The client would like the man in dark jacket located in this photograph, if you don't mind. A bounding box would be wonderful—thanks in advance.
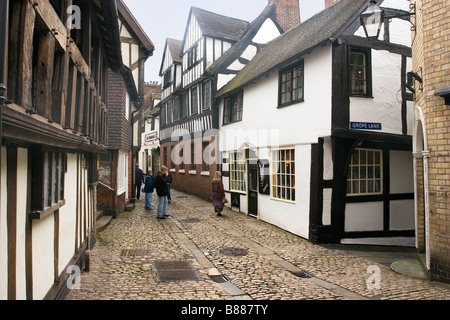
[154,166,169,219]
[135,164,144,199]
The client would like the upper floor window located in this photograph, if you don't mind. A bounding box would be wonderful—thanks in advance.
[279,62,304,107]
[223,92,243,125]
[182,92,189,118]
[191,86,199,115]
[187,45,198,69]
[163,68,172,89]
[202,80,212,111]
[350,48,372,97]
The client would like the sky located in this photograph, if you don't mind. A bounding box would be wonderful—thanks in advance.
[123,0,325,83]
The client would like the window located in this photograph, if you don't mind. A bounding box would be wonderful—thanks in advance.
[163,68,172,89]
[167,100,173,124]
[350,48,371,96]
[160,104,166,126]
[223,92,243,125]
[202,80,212,111]
[271,148,295,202]
[191,86,198,115]
[32,151,67,215]
[347,148,383,196]
[279,62,304,106]
[117,151,128,196]
[182,92,189,118]
[173,97,180,122]
[230,151,246,193]
[187,45,198,69]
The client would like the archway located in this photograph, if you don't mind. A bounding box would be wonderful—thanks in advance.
[413,106,430,270]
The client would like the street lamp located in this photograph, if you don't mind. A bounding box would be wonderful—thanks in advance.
[360,0,416,41]
[360,0,384,40]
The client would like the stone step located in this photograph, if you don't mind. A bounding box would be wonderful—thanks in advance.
[96,215,113,233]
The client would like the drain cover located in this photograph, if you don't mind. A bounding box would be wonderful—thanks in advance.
[120,249,149,257]
[179,218,201,224]
[220,247,248,257]
[153,260,202,282]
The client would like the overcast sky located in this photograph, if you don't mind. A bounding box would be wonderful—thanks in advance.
[123,0,325,82]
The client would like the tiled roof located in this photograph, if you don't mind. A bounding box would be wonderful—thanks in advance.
[191,7,249,42]
[217,0,368,97]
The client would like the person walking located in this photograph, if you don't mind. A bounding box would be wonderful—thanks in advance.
[154,166,169,219]
[143,170,154,210]
[135,164,144,200]
[212,171,226,216]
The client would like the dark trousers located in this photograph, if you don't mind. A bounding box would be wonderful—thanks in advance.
[136,183,142,199]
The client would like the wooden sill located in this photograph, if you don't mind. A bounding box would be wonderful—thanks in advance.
[30,200,66,220]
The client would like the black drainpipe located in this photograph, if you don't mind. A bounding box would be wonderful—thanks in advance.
[0,0,9,145]
[0,0,9,202]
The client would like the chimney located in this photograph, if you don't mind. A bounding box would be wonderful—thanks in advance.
[325,0,340,8]
[268,0,300,32]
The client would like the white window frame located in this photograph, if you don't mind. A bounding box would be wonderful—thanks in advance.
[347,148,383,196]
[117,150,128,196]
[270,147,296,203]
[229,151,247,194]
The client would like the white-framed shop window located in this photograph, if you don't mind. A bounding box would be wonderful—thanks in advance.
[230,151,246,193]
[271,147,296,203]
[347,148,383,196]
[118,150,128,196]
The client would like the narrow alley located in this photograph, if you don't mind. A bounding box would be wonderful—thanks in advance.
[66,190,450,302]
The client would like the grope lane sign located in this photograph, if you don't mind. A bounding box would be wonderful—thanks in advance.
[350,122,382,130]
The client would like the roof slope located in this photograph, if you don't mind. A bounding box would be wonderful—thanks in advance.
[190,7,250,42]
[217,0,368,97]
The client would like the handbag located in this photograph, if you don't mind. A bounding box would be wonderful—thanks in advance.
[222,197,228,204]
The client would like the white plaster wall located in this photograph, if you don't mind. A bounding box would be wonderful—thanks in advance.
[0,147,7,299]
[322,188,332,226]
[350,50,403,135]
[345,202,384,232]
[252,19,280,44]
[390,199,415,230]
[16,148,28,300]
[32,213,55,300]
[390,150,414,194]
[220,45,333,150]
[259,145,311,239]
[58,154,77,275]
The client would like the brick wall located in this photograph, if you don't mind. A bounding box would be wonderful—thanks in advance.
[324,0,340,8]
[268,0,301,31]
[107,69,132,150]
[412,0,450,284]
[160,134,219,202]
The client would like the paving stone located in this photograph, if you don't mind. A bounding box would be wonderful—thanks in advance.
[66,189,450,301]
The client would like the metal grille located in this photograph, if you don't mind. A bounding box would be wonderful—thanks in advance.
[153,260,202,282]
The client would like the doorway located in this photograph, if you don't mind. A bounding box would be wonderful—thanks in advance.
[248,162,258,218]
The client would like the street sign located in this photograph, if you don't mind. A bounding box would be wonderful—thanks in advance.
[350,122,382,130]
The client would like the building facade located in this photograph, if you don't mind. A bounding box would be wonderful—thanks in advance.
[158,0,297,201]
[411,0,450,284]
[97,0,154,217]
[0,0,123,299]
[217,0,415,247]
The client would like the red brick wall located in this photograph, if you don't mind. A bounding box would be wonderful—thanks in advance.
[268,0,300,31]
[161,134,218,202]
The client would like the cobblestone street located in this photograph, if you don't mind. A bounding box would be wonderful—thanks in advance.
[66,190,450,302]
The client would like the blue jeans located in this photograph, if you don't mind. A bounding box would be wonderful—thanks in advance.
[157,196,168,218]
[145,192,153,208]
